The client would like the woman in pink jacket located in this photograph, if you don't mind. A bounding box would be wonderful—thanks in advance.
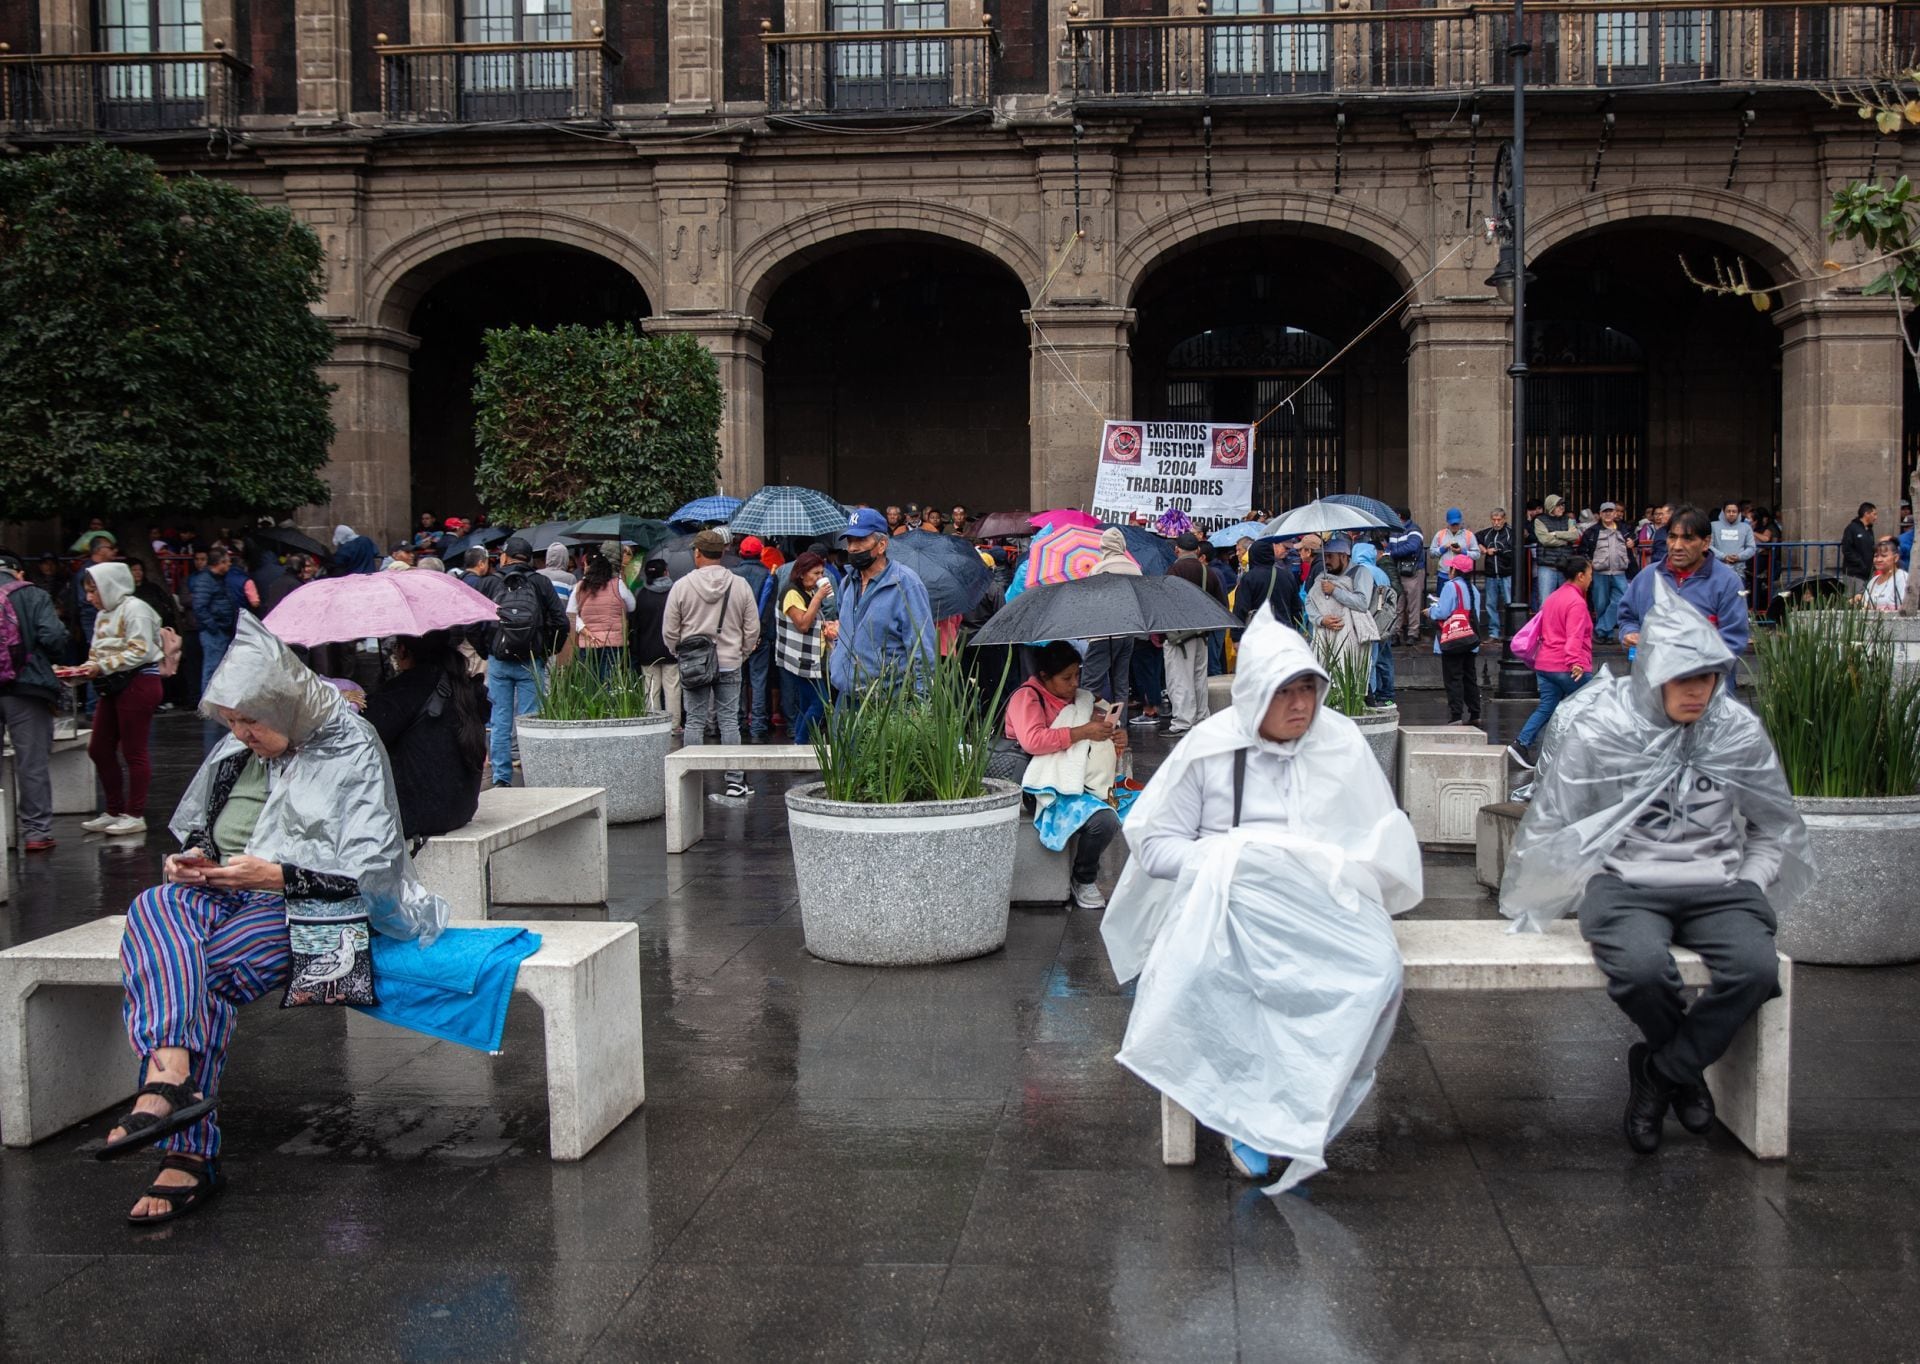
[1510,555,1594,768]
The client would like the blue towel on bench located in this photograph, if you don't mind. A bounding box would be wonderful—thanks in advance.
[353,926,543,1053]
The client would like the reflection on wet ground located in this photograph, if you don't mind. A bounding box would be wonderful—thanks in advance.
[3,702,1916,1361]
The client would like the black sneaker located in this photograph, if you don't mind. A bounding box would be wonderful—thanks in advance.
[1506,743,1537,770]
[1624,1042,1673,1155]
[1673,1080,1716,1135]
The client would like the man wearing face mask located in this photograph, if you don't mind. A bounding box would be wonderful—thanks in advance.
[829,508,936,695]
[1502,581,1813,1154]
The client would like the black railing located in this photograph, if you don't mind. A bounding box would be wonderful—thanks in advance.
[764,28,995,114]
[0,50,248,136]
[1068,0,1917,99]
[378,40,619,124]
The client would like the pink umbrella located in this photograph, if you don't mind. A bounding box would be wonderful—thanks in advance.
[1028,508,1101,531]
[1026,522,1110,587]
[263,570,498,647]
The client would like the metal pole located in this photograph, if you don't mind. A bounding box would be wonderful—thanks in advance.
[1494,0,1538,701]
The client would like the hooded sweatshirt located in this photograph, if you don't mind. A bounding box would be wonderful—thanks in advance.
[1233,540,1302,630]
[1092,528,1143,577]
[663,563,760,672]
[85,562,163,677]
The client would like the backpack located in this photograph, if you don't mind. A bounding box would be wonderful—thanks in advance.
[489,571,546,663]
[1436,580,1481,654]
[0,580,30,684]
[157,626,183,679]
[1369,575,1400,637]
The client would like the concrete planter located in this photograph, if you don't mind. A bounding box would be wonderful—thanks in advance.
[1888,614,1920,684]
[515,713,672,824]
[787,779,1021,965]
[1777,794,1920,966]
[1350,704,1400,791]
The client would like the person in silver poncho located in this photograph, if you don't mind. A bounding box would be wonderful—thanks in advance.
[1502,578,1814,1155]
[99,615,448,1224]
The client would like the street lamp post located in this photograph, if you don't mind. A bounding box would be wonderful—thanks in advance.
[1487,0,1537,701]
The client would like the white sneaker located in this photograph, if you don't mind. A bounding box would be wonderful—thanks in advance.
[81,813,119,833]
[103,815,147,837]
[1166,720,1192,735]
[1070,880,1107,911]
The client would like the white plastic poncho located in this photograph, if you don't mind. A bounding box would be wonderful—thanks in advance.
[1500,576,1815,932]
[175,614,450,944]
[1102,609,1424,1192]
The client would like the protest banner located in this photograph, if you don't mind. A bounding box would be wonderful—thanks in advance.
[1089,421,1256,535]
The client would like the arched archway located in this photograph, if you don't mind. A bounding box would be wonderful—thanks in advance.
[400,241,652,521]
[762,235,1031,509]
[1528,223,1781,519]
[1130,228,1409,510]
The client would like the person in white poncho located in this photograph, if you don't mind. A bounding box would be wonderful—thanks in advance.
[1101,608,1423,1190]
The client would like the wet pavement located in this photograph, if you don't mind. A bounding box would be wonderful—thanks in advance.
[4,696,1918,1362]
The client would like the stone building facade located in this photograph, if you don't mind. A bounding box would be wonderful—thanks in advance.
[4,0,1914,546]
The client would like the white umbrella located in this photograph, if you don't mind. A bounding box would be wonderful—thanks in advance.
[1263,500,1394,539]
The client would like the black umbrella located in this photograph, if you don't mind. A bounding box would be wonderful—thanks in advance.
[886,529,992,618]
[440,526,510,562]
[647,532,742,581]
[971,573,1239,646]
[514,521,582,553]
[247,525,333,561]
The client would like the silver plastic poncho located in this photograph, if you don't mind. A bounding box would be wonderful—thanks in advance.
[1500,577,1814,932]
[174,614,450,943]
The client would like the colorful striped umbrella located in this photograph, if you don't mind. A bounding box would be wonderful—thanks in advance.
[1028,508,1100,532]
[1025,522,1109,587]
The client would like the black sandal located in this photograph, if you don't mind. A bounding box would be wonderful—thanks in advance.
[94,1080,217,1161]
[127,1155,221,1225]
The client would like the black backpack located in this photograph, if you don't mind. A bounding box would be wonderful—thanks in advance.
[490,571,544,663]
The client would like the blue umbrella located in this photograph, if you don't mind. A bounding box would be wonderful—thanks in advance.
[1101,524,1176,575]
[884,530,991,618]
[668,495,744,527]
[728,486,847,539]
[1209,520,1268,548]
[1325,493,1403,529]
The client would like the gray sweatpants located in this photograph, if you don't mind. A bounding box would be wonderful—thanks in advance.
[1576,874,1781,1089]
[0,694,54,839]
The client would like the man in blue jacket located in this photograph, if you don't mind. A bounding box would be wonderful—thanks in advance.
[189,548,241,692]
[1617,504,1749,657]
[829,508,936,696]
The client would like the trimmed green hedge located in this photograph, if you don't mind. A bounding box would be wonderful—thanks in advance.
[472,323,722,525]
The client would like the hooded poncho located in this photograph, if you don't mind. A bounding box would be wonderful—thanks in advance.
[1101,610,1423,1190]
[177,614,450,944]
[1500,578,1815,932]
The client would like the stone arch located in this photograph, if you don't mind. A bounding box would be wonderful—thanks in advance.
[1527,185,1820,283]
[1116,191,1426,303]
[735,198,1046,316]
[364,209,662,331]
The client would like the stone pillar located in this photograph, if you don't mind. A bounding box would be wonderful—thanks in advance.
[643,314,772,497]
[314,324,418,548]
[1025,305,1133,513]
[39,0,85,53]
[409,0,454,46]
[295,0,352,121]
[1778,295,1905,544]
[1403,299,1513,533]
[668,0,726,113]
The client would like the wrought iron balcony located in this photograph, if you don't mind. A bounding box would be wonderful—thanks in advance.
[762,24,997,114]
[1067,0,1920,101]
[0,47,248,137]
[377,39,620,124]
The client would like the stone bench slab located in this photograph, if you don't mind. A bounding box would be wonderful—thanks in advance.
[4,733,97,846]
[1475,801,1526,890]
[414,786,608,921]
[666,744,820,854]
[0,915,643,1161]
[1158,918,1791,1166]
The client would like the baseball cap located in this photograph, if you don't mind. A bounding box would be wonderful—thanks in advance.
[501,536,534,561]
[1445,507,1463,524]
[1599,501,1619,513]
[737,535,765,558]
[1175,532,1201,551]
[1447,553,1475,575]
[1325,534,1354,554]
[839,508,890,542]
[692,529,729,558]
[1544,494,1565,512]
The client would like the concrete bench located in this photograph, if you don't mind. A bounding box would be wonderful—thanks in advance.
[1158,917,1791,1164]
[413,786,608,921]
[1012,825,1071,907]
[1400,726,1508,848]
[666,744,820,854]
[0,915,644,1161]
[1475,801,1526,889]
[3,732,96,848]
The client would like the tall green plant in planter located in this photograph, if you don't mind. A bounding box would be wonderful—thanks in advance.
[789,645,1024,966]
[1754,604,1920,965]
[473,324,722,525]
[515,651,674,824]
[1312,633,1400,787]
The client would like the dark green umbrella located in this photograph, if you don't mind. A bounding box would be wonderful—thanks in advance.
[565,516,674,554]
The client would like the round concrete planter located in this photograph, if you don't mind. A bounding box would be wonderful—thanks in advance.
[515,713,673,823]
[1777,794,1920,966]
[1351,704,1400,790]
[786,779,1021,965]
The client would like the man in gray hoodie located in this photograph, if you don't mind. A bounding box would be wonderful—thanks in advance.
[664,530,761,801]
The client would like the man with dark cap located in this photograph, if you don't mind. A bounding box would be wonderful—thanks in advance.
[470,535,566,787]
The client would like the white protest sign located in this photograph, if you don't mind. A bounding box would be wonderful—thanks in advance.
[1088,421,1256,535]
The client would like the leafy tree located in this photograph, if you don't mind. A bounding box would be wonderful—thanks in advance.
[472,323,722,524]
[0,144,335,521]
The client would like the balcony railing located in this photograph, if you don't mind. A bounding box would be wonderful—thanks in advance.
[1067,0,1920,100]
[763,26,996,114]
[377,39,619,124]
[0,49,248,136]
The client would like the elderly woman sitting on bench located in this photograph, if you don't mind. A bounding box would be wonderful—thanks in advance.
[100,614,448,1224]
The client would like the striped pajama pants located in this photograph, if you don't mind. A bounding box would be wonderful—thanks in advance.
[119,885,291,1158]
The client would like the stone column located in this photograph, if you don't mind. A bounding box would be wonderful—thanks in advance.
[295,0,352,121]
[408,0,454,46]
[1025,305,1133,513]
[643,314,772,497]
[39,0,85,53]
[1403,299,1513,532]
[314,324,419,549]
[668,0,726,113]
[1778,295,1905,543]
